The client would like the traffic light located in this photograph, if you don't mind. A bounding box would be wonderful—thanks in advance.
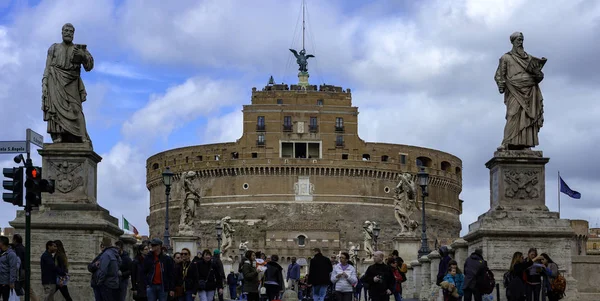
[25,166,55,206]
[2,167,24,206]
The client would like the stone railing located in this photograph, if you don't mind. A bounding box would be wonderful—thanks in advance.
[402,238,470,300]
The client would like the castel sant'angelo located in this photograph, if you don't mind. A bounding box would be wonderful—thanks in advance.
[146,43,464,264]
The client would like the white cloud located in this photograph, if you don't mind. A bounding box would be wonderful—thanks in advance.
[97,142,149,234]
[95,62,152,80]
[201,110,243,144]
[121,77,245,144]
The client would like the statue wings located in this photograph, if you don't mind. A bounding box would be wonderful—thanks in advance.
[289,49,299,58]
[306,54,315,59]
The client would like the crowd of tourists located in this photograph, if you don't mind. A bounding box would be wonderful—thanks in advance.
[0,234,568,301]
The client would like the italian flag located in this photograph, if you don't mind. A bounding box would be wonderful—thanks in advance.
[123,216,139,235]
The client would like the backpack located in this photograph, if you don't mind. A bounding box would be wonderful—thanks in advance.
[478,267,496,294]
[550,272,567,299]
[503,271,514,288]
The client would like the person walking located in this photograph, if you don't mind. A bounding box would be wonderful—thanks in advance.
[11,234,25,296]
[53,240,73,301]
[0,236,18,301]
[287,257,301,292]
[264,255,285,301]
[115,240,133,301]
[330,252,357,301]
[131,244,149,301]
[40,241,57,301]
[228,271,239,300]
[307,248,333,301]
[196,249,223,301]
[143,239,175,301]
[175,248,199,301]
[462,248,487,301]
[97,239,122,300]
[362,251,394,301]
[240,251,260,301]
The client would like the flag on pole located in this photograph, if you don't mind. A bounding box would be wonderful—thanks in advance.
[123,216,139,235]
[559,176,581,199]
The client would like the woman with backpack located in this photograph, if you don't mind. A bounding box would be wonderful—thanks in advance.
[539,253,562,301]
[504,252,526,301]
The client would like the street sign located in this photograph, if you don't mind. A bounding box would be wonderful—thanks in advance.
[0,141,27,154]
[26,129,44,148]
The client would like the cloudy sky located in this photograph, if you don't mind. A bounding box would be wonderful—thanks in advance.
[1,0,599,237]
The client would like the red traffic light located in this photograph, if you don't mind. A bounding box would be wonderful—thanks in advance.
[27,167,41,179]
[32,169,38,178]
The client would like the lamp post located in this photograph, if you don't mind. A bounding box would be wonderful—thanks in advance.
[239,245,246,262]
[352,246,359,263]
[216,220,223,253]
[162,167,174,254]
[417,166,431,258]
[372,222,381,251]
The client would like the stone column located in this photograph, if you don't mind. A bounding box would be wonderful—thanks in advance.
[428,250,441,300]
[411,260,421,300]
[418,256,431,301]
[405,263,414,298]
[451,239,468,269]
[9,143,124,300]
[393,234,421,264]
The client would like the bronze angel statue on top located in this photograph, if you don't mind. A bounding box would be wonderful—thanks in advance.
[289,48,315,72]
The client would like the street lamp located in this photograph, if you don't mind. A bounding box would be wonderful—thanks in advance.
[417,166,430,257]
[216,220,223,253]
[352,246,359,263]
[162,167,174,254]
[372,222,381,251]
[239,245,246,262]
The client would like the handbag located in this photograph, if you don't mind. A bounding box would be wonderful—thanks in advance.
[199,264,212,290]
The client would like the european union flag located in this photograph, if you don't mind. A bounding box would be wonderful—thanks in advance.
[560,176,581,199]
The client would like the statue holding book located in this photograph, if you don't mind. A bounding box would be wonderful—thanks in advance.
[42,23,94,147]
[494,32,547,150]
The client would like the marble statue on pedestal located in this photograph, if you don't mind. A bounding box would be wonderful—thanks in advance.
[42,23,94,146]
[363,221,374,259]
[495,32,547,151]
[394,173,419,235]
[179,171,200,235]
[221,216,235,257]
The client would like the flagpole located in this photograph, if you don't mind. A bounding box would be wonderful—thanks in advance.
[558,170,561,218]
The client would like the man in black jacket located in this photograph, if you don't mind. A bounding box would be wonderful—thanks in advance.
[40,240,57,301]
[115,240,133,301]
[143,238,175,301]
[463,248,487,301]
[363,251,394,301]
[307,248,333,301]
[11,234,25,296]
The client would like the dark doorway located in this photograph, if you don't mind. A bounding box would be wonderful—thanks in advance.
[295,143,307,158]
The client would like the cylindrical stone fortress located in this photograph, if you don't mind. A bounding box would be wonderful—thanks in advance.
[146,83,462,261]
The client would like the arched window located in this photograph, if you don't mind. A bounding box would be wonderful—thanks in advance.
[416,156,432,167]
[455,167,462,175]
[297,235,306,246]
[441,161,451,171]
[152,163,159,170]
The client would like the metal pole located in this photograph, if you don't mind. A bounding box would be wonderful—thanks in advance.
[24,153,32,301]
[418,187,430,257]
[558,170,561,218]
[164,185,171,254]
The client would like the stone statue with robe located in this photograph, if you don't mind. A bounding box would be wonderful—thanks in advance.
[394,173,419,235]
[179,171,200,235]
[221,216,235,257]
[494,32,547,150]
[42,23,94,146]
[363,221,374,259]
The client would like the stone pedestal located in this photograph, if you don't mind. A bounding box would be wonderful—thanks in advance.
[393,234,421,263]
[9,143,124,301]
[464,150,579,301]
[172,236,200,256]
[298,71,309,87]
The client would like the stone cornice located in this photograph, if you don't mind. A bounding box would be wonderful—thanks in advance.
[146,165,462,193]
